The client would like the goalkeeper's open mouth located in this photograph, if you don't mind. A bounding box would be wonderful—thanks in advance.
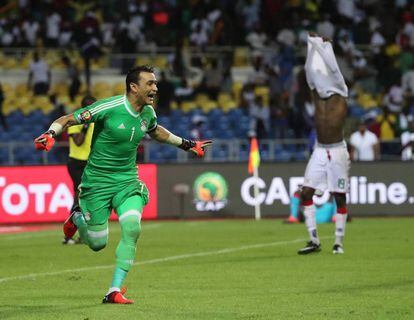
[147,93,156,104]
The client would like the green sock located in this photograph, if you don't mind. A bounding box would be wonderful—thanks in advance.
[73,212,89,246]
[110,267,128,290]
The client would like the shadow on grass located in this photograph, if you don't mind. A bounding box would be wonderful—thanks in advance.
[0,299,101,319]
[309,279,414,294]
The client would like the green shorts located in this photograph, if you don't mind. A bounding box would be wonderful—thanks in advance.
[78,179,149,226]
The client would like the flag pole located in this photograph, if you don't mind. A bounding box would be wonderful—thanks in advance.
[253,165,261,220]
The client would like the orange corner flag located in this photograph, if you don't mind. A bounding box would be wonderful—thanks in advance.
[248,137,260,174]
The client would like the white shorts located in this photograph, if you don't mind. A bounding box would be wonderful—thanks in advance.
[304,35,348,99]
[303,141,350,193]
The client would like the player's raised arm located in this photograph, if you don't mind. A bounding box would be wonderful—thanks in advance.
[148,124,212,157]
[34,113,78,151]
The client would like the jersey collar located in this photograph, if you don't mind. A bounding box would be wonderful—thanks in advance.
[123,95,140,118]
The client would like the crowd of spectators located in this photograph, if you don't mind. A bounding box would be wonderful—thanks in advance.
[1,0,414,160]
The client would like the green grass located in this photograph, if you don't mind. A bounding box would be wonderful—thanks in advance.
[0,218,414,320]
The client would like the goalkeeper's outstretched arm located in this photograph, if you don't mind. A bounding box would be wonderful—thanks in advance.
[149,125,212,157]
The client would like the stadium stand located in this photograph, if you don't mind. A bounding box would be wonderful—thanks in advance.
[0,0,413,164]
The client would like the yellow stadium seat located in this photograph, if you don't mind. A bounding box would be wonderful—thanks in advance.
[2,83,15,99]
[180,101,197,113]
[218,92,231,102]
[3,57,18,69]
[135,56,152,66]
[2,83,12,92]
[254,86,270,105]
[45,50,60,67]
[195,93,209,104]
[52,83,68,96]
[199,100,218,113]
[254,86,269,96]
[32,96,50,108]
[21,52,33,68]
[74,95,83,108]
[153,55,168,69]
[233,47,250,67]
[3,98,17,115]
[222,100,237,112]
[15,83,29,95]
[169,100,178,110]
[92,81,112,99]
[113,82,125,95]
[232,81,243,103]
[58,95,71,106]
[357,93,377,109]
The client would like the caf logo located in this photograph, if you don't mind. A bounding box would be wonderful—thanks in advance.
[81,110,91,121]
[193,172,228,212]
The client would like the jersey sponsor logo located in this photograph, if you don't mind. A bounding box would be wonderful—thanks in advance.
[118,123,126,129]
[193,172,228,212]
[140,120,148,132]
[80,110,92,122]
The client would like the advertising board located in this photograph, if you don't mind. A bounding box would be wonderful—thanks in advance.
[0,165,157,223]
[157,162,414,217]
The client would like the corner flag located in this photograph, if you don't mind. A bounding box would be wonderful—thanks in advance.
[248,137,260,174]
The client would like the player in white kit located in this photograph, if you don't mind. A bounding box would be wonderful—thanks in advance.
[298,34,350,255]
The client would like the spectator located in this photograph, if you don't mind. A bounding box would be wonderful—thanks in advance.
[241,82,255,109]
[199,59,223,99]
[45,10,61,47]
[190,115,207,140]
[248,95,270,139]
[238,0,260,32]
[21,15,40,46]
[76,26,103,91]
[0,83,8,131]
[28,52,51,96]
[174,78,194,103]
[316,14,335,40]
[190,22,209,50]
[59,20,74,48]
[401,120,414,160]
[370,27,386,54]
[350,121,380,161]
[249,55,269,86]
[62,56,81,102]
[376,106,397,141]
[245,22,267,53]
[384,82,404,113]
[277,28,296,48]
[156,72,175,114]
[1,20,17,46]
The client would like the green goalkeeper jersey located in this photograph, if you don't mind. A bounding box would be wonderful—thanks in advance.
[73,95,157,186]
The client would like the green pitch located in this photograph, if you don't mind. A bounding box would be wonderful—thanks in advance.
[0,218,413,320]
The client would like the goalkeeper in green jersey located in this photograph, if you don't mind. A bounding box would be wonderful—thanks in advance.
[34,65,212,304]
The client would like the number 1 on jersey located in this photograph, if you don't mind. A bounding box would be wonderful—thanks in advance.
[130,127,136,141]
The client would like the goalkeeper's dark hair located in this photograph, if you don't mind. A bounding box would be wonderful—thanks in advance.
[126,65,155,93]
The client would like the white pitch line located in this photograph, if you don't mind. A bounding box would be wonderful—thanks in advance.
[0,224,161,240]
[0,236,331,284]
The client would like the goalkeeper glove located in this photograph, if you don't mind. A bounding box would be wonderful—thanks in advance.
[179,139,213,157]
[34,130,56,152]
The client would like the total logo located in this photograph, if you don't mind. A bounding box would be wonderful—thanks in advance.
[0,166,77,223]
[0,176,73,217]
[193,172,228,211]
